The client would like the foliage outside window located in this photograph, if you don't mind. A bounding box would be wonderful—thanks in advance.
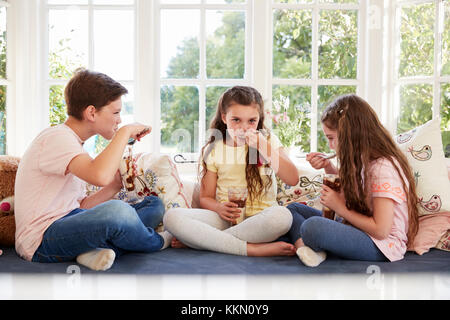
[272,4,358,153]
[160,5,246,154]
[47,2,135,156]
[397,1,450,157]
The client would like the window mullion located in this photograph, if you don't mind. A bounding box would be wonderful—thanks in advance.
[433,0,443,119]
[311,4,319,153]
[198,4,206,152]
[88,0,94,69]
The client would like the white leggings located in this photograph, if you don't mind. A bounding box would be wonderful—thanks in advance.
[163,206,292,256]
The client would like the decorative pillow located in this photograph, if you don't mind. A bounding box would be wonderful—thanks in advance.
[395,118,450,216]
[117,152,191,210]
[407,211,450,255]
[435,230,450,252]
[276,166,323,210]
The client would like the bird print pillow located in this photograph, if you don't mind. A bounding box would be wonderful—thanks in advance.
[395,117,450,216]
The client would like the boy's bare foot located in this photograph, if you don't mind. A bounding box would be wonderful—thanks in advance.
[247,241,296,257]
[171,237,188,249]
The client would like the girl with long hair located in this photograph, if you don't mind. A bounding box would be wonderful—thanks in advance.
[163,86,300,256]
[285,94,419,267]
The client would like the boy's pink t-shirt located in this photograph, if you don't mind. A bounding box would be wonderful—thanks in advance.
[14,124,88,261]
[368,158,410,262]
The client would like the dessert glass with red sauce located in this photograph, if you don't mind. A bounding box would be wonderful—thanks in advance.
[228,188,248,225]
[322,174,341,220]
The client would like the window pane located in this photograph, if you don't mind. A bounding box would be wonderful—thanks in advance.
[49,85,67,126]
[399,3,435,78]
[318,85,356,152]
[206,86,230,131]
[397,84,432,134]
[206,10,245,79]
[442,2,450,76]
[161,10,200,79]
[0,7,6,79]
[441,83,450,157]
[49,9,88,79]
[319,10,357,79]
[161,86,199,153]
[93,10,134,80]
[0,86,6,155]
[272,86,311,152]
[122,84,134,117]
[273,10,312,79]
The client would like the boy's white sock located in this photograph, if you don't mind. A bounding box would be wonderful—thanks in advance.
[158,230,173,250]
[296,246,327,267]
[76,248,116,271]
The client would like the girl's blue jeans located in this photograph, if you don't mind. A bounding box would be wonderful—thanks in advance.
[280,202,387,261]
[32,196,165,263]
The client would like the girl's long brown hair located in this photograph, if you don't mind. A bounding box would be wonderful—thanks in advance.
[321,94,419,245]
[199,86,273,205]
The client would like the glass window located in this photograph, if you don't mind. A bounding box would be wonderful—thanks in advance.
[399,2,435,78]
[273,9,312,79]
[271,1,360,153]
[47,1,135,157]
[441,83,450,157]
[318,9,357,79]
[160,1,249,155]
[161,10,200,79]
[395,1,448,157]
[206,10,245,79]
[160,85,199,154]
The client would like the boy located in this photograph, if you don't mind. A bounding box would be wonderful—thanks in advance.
[14,69,170,271]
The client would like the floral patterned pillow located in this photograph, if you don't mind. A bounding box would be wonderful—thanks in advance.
[117,152,191,210]
[276,171,323,210]
[435,230,450,252]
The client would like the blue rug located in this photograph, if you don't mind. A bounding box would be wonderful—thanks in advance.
[0,247,448,275]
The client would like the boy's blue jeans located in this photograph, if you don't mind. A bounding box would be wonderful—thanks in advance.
[32,196,165,263]
[281,202,387,261]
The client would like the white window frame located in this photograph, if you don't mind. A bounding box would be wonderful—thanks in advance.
[43,0,136,155]
[153,0,253,156]
[385,0,449,134]
[266,0,368,153]
[9,0,447,160]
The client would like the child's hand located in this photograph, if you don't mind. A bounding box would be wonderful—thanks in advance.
[306,152,331,170]
[245,129,267,150]
[108,170,123,192]
[125,123,152,141]
[217,202,242,223]
[320,184,346,214]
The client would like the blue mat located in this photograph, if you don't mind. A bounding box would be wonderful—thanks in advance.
[0,247,449,274]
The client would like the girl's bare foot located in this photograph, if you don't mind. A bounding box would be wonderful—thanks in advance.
[171,237,188,249]
[294,238,304,249]
[247,241,296,257]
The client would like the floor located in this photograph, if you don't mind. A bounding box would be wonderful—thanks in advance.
[1,272,449,299]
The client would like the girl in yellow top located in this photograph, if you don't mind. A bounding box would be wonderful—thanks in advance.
[164,86,299,256]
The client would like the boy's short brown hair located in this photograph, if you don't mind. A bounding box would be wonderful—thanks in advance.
[64,68,128,120]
